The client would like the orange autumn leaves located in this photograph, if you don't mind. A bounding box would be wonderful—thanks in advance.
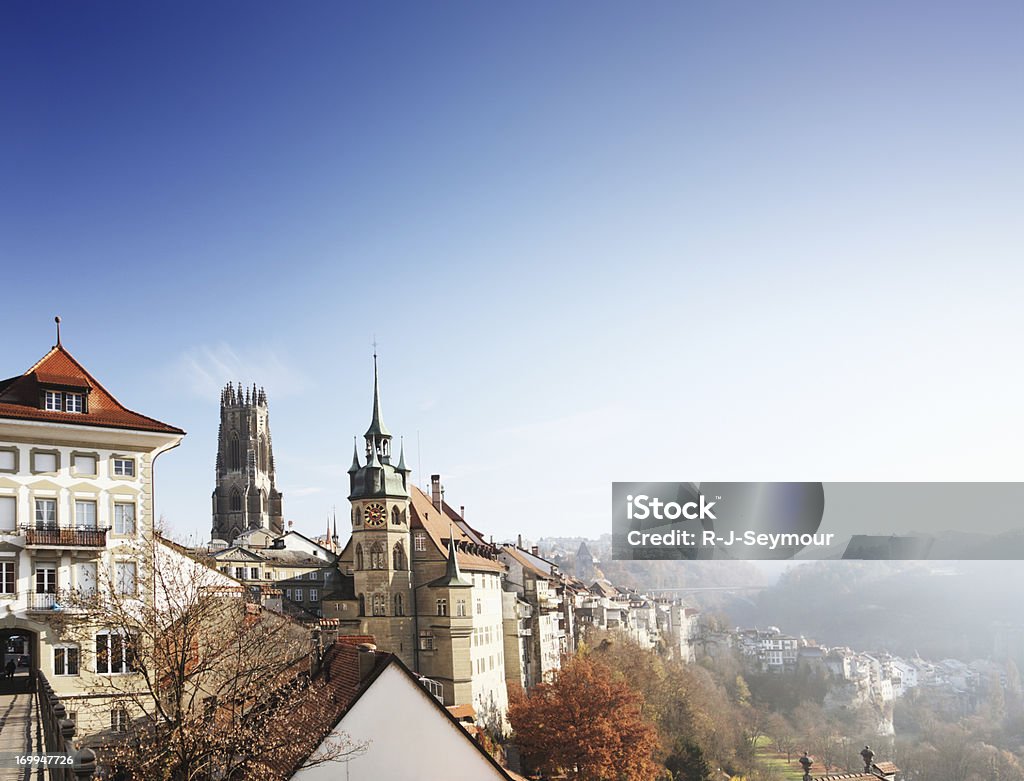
[508,654,661,781]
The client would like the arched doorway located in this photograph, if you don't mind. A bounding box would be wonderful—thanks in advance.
[0,627,37,693]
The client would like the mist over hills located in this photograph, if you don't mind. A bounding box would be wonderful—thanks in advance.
[540,535,1024,663]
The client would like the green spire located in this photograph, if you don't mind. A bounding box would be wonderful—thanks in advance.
[364,353,391,441]
[430,525,472,588]
[396,437,410,473]
[348,437,361,474]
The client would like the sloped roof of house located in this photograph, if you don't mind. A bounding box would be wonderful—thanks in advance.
[501,545,556,581]
[409,486,504,574]
[0,343,184,434]
[280,639,516,779]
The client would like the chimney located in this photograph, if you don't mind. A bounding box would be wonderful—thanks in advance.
[531,545,539,556]
[431,474,442,511]
[460,505,465,518]
[517,534,523,549]
[357,643,378,682]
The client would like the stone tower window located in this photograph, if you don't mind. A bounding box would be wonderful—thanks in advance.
[357,594,365,616]
[394,593,404,616]
[230,490,242,512]
[355,544,364,570]
[228,434,240,471]
[392,542,406,571]
[369,542,385,570]
[436,599,448,617]
[391,506,404,525]
[372,593,386,616]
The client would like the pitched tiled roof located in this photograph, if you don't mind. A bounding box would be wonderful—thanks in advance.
[501,545,558,580]
[409,486,505,574]
[0,344,184,434]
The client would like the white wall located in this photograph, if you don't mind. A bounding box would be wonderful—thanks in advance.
[292,664,509,781]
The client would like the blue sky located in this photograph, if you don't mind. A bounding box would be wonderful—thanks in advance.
[1,2,1022,545]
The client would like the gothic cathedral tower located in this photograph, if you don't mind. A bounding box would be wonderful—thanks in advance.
[211,383,284,542]
[348,356,414,662]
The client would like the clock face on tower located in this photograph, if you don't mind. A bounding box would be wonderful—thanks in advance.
[365,503,386,527]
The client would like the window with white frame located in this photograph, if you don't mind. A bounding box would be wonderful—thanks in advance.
[294,588,303,601]
[436,598,448,616]
[35,566,57,594]
[96,631,136,674]
[72,454,96,476]
[75,500,97,529]
[249,567,259,580]
[0,562,14,595]
[234,567,245,579]
[112,458,135,477]
[54,645,80,676]
[372,593,385,616]
[44,391,62,411]
[115,563,137,596]
[114,503,135,535]
[111,706,129,732]
[414,532,426,552]
[419,632,434,651]
[34,499,56,527]
[65,393,84,413]
[309,588,318,602]
[0,497,15,532]
[456,599,467,617]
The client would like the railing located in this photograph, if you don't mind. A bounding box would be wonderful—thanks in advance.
[35,670,96,780]
[25,592,59,611]
[22,524,108,547]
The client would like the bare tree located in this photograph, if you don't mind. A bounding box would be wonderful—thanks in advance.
[53,531,365,780]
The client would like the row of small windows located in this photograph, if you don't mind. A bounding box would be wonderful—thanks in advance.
[354,542,406,571]
[357,592,405,617]
[0,561,138,597]
[50,631,138,677]
[0,497,135,534]
[0,448,135,478]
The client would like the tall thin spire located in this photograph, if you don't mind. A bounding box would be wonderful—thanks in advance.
[364,352,391,440]
[348,437,361,474]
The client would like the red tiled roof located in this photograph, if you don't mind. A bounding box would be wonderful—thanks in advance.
[409,486,505,574]
[0,344,183,435]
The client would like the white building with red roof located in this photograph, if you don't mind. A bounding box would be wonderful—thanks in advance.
[0,325,184,727]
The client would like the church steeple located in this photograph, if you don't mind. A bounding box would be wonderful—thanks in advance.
[349,354,408,503]
[364,353,391,463]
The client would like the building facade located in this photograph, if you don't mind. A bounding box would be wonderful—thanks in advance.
[0,334,183,732]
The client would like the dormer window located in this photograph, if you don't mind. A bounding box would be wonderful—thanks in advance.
[42,389,86,413]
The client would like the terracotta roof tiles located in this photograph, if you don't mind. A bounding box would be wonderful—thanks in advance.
[0,344,183,435]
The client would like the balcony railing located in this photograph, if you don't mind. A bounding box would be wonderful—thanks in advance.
[25,592,59,611]
[22,524,108,548]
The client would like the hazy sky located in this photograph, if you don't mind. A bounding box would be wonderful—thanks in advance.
[1,2,1022,546]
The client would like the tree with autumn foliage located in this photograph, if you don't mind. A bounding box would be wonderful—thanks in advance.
[508,653,662,781]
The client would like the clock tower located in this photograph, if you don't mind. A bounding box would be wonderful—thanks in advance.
[348,354,414,661]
